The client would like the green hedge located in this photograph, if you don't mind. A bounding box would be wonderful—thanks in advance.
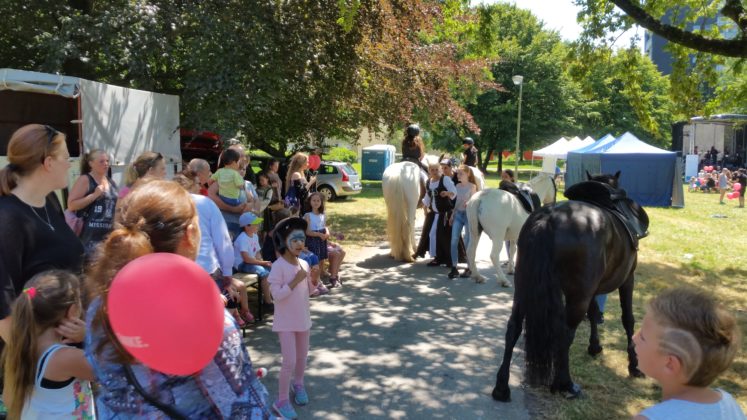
[326,147,358,164]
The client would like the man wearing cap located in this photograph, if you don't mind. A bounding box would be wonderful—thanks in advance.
[462,137,478,167]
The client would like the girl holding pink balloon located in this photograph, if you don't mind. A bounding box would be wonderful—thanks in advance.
[268,217,314,419]
[84,180,273,419]
[2,270,94,419]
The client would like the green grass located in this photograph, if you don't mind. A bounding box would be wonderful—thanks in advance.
[325,182,747,418]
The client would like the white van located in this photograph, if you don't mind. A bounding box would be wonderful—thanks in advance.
[0,68,182,201]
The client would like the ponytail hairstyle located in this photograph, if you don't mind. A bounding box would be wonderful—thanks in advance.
[173,168,199,193]
[2,270,80,419]
[285,152,309,194]
[79,149,107,175]
[0,124,67,196]
[86,179,197,362]
[124,151,163,187]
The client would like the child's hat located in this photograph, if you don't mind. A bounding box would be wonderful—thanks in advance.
[239,212,263,227]
[272,217,308,252]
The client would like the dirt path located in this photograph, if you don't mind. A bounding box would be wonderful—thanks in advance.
[245,232,529,419]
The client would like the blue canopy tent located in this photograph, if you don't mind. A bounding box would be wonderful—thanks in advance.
[566,132,678,207]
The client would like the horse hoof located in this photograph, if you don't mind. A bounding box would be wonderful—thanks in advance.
[629,367,645,378]
[552,382,582,399]
[588,344,603,357]
[500,280,512,288]
[492,386,511,402]
[564,383,582,399]
[474,276,485,284]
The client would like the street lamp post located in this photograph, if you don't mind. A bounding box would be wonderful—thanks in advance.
[512,75,524,174]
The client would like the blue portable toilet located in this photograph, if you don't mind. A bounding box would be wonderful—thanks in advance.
[361,144,396,180]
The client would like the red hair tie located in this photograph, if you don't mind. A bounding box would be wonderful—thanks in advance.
[23,287,37,299]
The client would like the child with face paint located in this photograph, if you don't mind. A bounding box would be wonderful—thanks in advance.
[268,217,314,419]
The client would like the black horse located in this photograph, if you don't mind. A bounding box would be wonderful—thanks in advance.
[492,171,649,401]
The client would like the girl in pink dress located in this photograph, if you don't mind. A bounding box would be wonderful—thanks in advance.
[268,217,313,419]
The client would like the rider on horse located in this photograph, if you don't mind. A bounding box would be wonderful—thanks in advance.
[401,124,429,205]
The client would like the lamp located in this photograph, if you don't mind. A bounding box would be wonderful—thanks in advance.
[512,75,524,174]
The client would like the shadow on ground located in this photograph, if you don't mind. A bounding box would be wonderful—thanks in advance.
[244,234,529,420]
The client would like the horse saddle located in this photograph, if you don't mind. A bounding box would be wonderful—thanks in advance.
[499,181,541,214]
[564,181,650,249]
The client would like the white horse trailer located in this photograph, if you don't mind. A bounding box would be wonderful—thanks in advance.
[0,68,181,202]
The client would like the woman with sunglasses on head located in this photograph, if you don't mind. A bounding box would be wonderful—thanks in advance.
[118,151,167,198]
[0,124,85,342]
[67,149,119,258]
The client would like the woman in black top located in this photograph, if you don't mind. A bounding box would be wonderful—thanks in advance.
[67,149,119,258]
[0,124,84,341]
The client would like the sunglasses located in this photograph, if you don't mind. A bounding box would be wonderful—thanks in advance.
[44,125,61,144]
[149,152,164,167]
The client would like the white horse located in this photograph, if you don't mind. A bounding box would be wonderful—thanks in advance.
[382,161,422,262]
[465,189,530,287]
[383,156,484,262]
[527,172,557,205]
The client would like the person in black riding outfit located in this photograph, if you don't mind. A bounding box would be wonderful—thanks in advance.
[462,137,478,167]
[401,124,428,173]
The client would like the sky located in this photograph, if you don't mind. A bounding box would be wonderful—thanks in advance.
[472,0,642,48]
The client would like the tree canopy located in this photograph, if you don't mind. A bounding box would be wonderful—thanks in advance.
[575,0,747,57]
[0,0,493,156]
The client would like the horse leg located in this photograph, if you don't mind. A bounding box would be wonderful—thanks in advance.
[506,239,516,275]
[492,301,525,402]
[467,227,484,284]
[550,304,586,399]
[619,276,644,378]
[491,239,511,287]
[586,298,603,357]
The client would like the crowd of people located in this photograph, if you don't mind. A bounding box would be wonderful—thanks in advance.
[0,123,743,419]
[688,166,747,208]
[0,123,349,419]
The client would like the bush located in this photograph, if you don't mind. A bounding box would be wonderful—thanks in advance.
[326,147,358,164]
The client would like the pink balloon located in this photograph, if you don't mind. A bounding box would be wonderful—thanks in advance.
[734,183,741,192]
[108,253,224,375]
[728,192,739,200]
[308,154,321,171]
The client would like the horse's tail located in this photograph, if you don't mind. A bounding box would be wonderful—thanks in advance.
[466,190,483,238]
[383,164,416,262]
[516,210,564,386]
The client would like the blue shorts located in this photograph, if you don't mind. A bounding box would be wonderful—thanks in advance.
[235,263,270,279]
[299,251,320,267]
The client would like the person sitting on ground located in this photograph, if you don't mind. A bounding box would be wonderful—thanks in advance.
[234,212,273,315]
[633,287,743,420]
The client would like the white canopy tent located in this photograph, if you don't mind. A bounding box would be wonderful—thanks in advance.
[532,136,597,173]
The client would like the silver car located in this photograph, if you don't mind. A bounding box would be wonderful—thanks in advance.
[315,161,362,200]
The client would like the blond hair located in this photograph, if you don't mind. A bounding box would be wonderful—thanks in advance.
[285,152,308,194]
[648,288,741,386]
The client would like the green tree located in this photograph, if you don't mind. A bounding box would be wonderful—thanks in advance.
[575,0,747,57]
[430,3,583,171]
[0,0,492,156]
[565,47,675,146]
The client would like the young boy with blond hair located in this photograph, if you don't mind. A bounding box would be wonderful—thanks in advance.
[633,288,744,419]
